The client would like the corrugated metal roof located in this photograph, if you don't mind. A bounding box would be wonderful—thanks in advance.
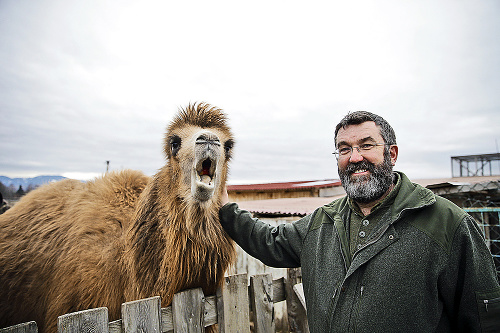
[414,175,500,188]
[236,195,345,216]
[228,179,341,192]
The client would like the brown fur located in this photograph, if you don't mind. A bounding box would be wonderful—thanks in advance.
[0,103,236,332]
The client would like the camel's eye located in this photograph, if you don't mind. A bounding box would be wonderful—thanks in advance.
[224,140,234,159]
[170,135,181,156]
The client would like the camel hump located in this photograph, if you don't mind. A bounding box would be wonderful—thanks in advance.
[90,170,151,208]
[0,170,150,238]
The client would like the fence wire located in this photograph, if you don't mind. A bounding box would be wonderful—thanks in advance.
[464,207,500,277]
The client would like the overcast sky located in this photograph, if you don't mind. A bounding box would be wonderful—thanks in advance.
[1,0,499,184]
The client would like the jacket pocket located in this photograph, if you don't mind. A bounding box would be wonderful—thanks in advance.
[476,289,500,332]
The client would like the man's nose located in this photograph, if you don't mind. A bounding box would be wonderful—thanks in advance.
[349,148,364,163]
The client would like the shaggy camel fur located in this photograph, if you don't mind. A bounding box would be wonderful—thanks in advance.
[0,103,236,332]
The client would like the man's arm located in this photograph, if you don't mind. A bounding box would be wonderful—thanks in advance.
[219,197,311,268]
[441,215,500,331]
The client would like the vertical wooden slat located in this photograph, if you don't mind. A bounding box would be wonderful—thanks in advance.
[203,295,218,327]
[172,288,205,333]
[216,273,250,333]
[271,277,286,303]
[293,283,307,311]
[0,321,38,333]
[108,319,122,333]
[57,307,109,333]
[122,296,161,333]
[160,307,174,333]
[250,274,275,333]
[286,268,309,333]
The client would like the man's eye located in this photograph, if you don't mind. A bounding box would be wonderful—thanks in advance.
[360,143,375,150]
[338,147,351,154]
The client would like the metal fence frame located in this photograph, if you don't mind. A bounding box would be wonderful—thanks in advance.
[464,207,500,276]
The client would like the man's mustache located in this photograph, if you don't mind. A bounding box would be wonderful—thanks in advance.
[345,160,375,175]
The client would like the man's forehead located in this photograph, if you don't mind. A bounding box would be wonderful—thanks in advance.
[336,121,382,143]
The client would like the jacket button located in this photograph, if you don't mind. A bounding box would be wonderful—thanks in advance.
[362,219,369,226]
[389,234,394,240]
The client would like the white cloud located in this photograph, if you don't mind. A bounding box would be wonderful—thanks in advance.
[1,0,499,183]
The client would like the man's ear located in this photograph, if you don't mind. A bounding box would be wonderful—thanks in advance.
[390,145,398,166]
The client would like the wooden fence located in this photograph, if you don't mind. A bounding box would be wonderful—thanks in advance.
[0,269,309,333]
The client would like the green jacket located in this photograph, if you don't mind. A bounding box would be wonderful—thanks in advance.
[220,172,500,332]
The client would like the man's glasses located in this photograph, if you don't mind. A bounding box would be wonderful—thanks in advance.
[333,143,390,159]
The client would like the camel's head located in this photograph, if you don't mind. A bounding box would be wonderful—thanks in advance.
[164,103,234,204]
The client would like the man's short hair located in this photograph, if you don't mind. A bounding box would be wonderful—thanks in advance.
[334,111,397,146]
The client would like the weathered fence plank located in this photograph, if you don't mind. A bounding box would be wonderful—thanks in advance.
[160,307,173,333]
[4,271,309,333]
[122,296,161,333]
[272,277,286,303]
[58,307,109,333]
[0,321,38,333]
[286,268,309,333]
[293,283,307,312]
[203,295,218,327]
[108,319,122,333]
[216,273,251,333]
[172,288,205,333]
[250,274,275,333]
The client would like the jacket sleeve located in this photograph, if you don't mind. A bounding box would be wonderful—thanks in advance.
[440,214,500,332]
[219,202,311,268]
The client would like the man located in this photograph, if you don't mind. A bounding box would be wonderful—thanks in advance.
[220,111,500,332]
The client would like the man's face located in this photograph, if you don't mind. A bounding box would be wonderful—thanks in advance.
[336,121,398,203]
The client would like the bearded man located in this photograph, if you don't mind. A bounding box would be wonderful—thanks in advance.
[219,111,500,332]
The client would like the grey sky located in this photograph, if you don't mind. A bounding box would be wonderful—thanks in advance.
[1,0,499,184]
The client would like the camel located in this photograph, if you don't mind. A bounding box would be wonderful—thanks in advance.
[0,102,236,332]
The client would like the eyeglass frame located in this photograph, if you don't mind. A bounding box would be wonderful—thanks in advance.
[332,142,392,160]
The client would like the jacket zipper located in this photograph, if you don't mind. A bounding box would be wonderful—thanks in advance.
[483,296,500,312]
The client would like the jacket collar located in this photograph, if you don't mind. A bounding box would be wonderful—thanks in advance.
[321,171,436,226]
[319,171,436,276]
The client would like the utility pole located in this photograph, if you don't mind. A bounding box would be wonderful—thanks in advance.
[106,161,110,173]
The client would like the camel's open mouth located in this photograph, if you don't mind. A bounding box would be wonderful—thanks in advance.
[196,158,215,186]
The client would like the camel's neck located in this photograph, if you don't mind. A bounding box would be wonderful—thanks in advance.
[125,177,236,304]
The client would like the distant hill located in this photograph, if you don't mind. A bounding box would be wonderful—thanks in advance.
[0,175,67,189]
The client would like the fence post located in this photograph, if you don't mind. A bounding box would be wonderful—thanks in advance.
[58,307,109,333]
[216,273,251,333]
[172,288,205,333]
[0,321,38,333]
[286,268,309,333]
[250,273,275,333]
[121,296,161,333]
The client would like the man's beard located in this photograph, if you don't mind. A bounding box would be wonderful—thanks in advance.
[338,151,394,204]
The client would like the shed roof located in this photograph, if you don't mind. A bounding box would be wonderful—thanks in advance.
[236,196,344,216]
[228,179,341,192]
[413,175,500,188]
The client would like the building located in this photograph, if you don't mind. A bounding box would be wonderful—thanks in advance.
[227,171,500,274]
[227,179,343,202]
